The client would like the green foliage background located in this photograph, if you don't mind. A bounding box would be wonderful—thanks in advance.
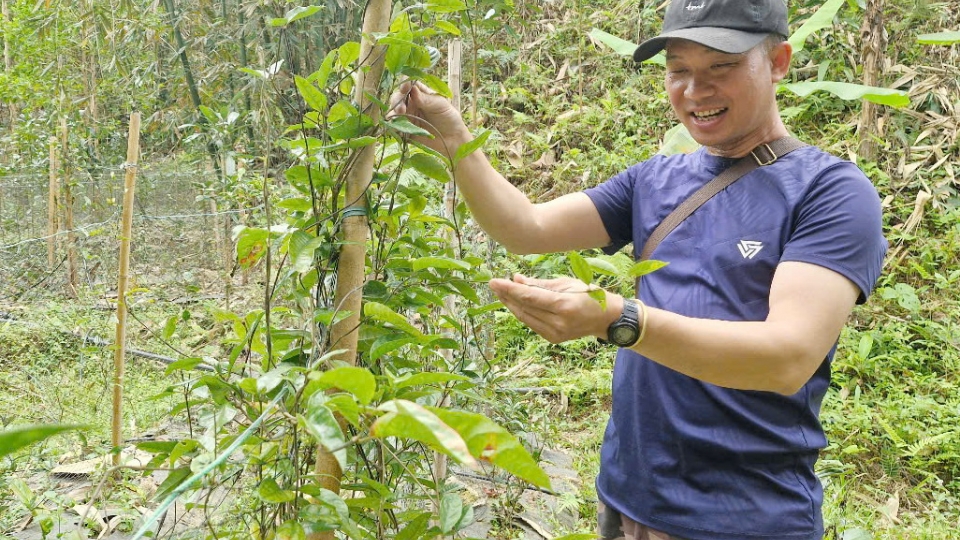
[0,0,958,538]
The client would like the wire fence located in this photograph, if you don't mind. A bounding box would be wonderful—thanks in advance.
[0,164,260,303]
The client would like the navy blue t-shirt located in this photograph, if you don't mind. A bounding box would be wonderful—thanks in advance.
[584,146,886,540]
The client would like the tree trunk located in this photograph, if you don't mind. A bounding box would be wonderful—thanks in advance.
[308,0,391,537]
[858,0,885,162]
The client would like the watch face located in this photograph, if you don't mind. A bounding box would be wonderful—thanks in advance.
[610,324,639,346]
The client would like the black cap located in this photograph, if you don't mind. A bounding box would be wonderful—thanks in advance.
[633,0,789,63]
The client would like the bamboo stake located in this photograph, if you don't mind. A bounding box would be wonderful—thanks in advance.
[112,113,141,468]
[433,39,463,494]
[47,136,59,270]
[61,117,78,297]
[309,2,390,538]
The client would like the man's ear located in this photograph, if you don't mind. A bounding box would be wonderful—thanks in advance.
[770,41,792,83]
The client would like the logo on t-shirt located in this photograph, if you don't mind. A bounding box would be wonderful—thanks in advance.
[737,240,764,259]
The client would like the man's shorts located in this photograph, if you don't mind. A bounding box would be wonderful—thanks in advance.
[598,501,689,540]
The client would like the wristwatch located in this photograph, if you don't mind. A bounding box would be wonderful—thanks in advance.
[605,299,642,347]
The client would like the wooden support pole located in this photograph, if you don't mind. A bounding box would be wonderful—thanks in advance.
[47,137,59,270]
[61,117,78,297]
[112,113,141,468]
[433,39,463,494]
[309,1,390,538]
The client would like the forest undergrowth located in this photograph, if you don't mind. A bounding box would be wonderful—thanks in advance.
[1,0,959,539]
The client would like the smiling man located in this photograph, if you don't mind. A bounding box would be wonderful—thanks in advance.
[391,0,886,538]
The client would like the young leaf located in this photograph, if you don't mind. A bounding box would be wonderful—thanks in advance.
[780,81,909,107]
[0,424,84,458]
[917,31,960,45]
[411,256,471,272]
[788,0,845,54]
[162,314,178,340]
[588,288,607,311]
[586,257,620,277]
[384,117,433,137]
[317,366,377,405]
[371,400,477,469]
[567,251,594,285]
[429,407,551,489]
[452,130,492,166]
[628,260,669,278]
[258,477,297,503]
[295,75,328,112]
[395,372,471,390]
[364,302,424,338]
[439,493,465,534]
[406,153,449,183]
[301,396,347,471]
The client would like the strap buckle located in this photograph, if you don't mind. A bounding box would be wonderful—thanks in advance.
[750,144,778,166]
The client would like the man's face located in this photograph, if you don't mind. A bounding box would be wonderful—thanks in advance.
[664,38,787,156]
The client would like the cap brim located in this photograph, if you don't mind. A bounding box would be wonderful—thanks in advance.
[633,27,769,63]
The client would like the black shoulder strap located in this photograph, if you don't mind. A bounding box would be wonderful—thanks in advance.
[638,136,808,261]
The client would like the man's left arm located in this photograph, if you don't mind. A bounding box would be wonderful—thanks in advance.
[490,260,859,396]
[629,261,859,395]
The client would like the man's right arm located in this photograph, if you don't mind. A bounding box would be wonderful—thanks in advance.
[391,81,611,254]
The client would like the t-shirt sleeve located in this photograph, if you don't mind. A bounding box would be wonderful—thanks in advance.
[780,162,888,303]
[584,163,645,255]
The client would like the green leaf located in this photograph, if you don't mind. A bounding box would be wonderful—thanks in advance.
[289,231,324,273]
[162,314,178,340]
[164,357,206,375]
[917,31,960,45]
[285,5,322,24]
[659,123,700,156]
[0,424,83,458]
[259,477,297,503]
[588,28,636,57]
[318,366,377,405]
[277,197,313,213]
[426,0,467,13]
[588,288,607,310]
[338,42,361,68]
[567,251,594,285]
[302,395,347,471]
[412,256,471,272]
[788,0,845,54]
[781,81,909,107]
[295,75,328,112]
[439,493,465,533]
[396,513,432,540]
[452,130,491,166]
[369,336,417,362]
[155,466,192,500]
[588,28,664,65]
[628,260,669,278]
[235,227,270,268]
[585,257,620,277]
[371,400,477,468]
[857,334,874,360]
[384,117,432,137]
[467,301,504,317]
[312,50,338,89]
[395,372,470,389]
[135,440,179,454]
[364,302,423,338]
[277,520,307,540]
[429,407,551,489]
[435,20,461,36]
[406,153,449,183]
